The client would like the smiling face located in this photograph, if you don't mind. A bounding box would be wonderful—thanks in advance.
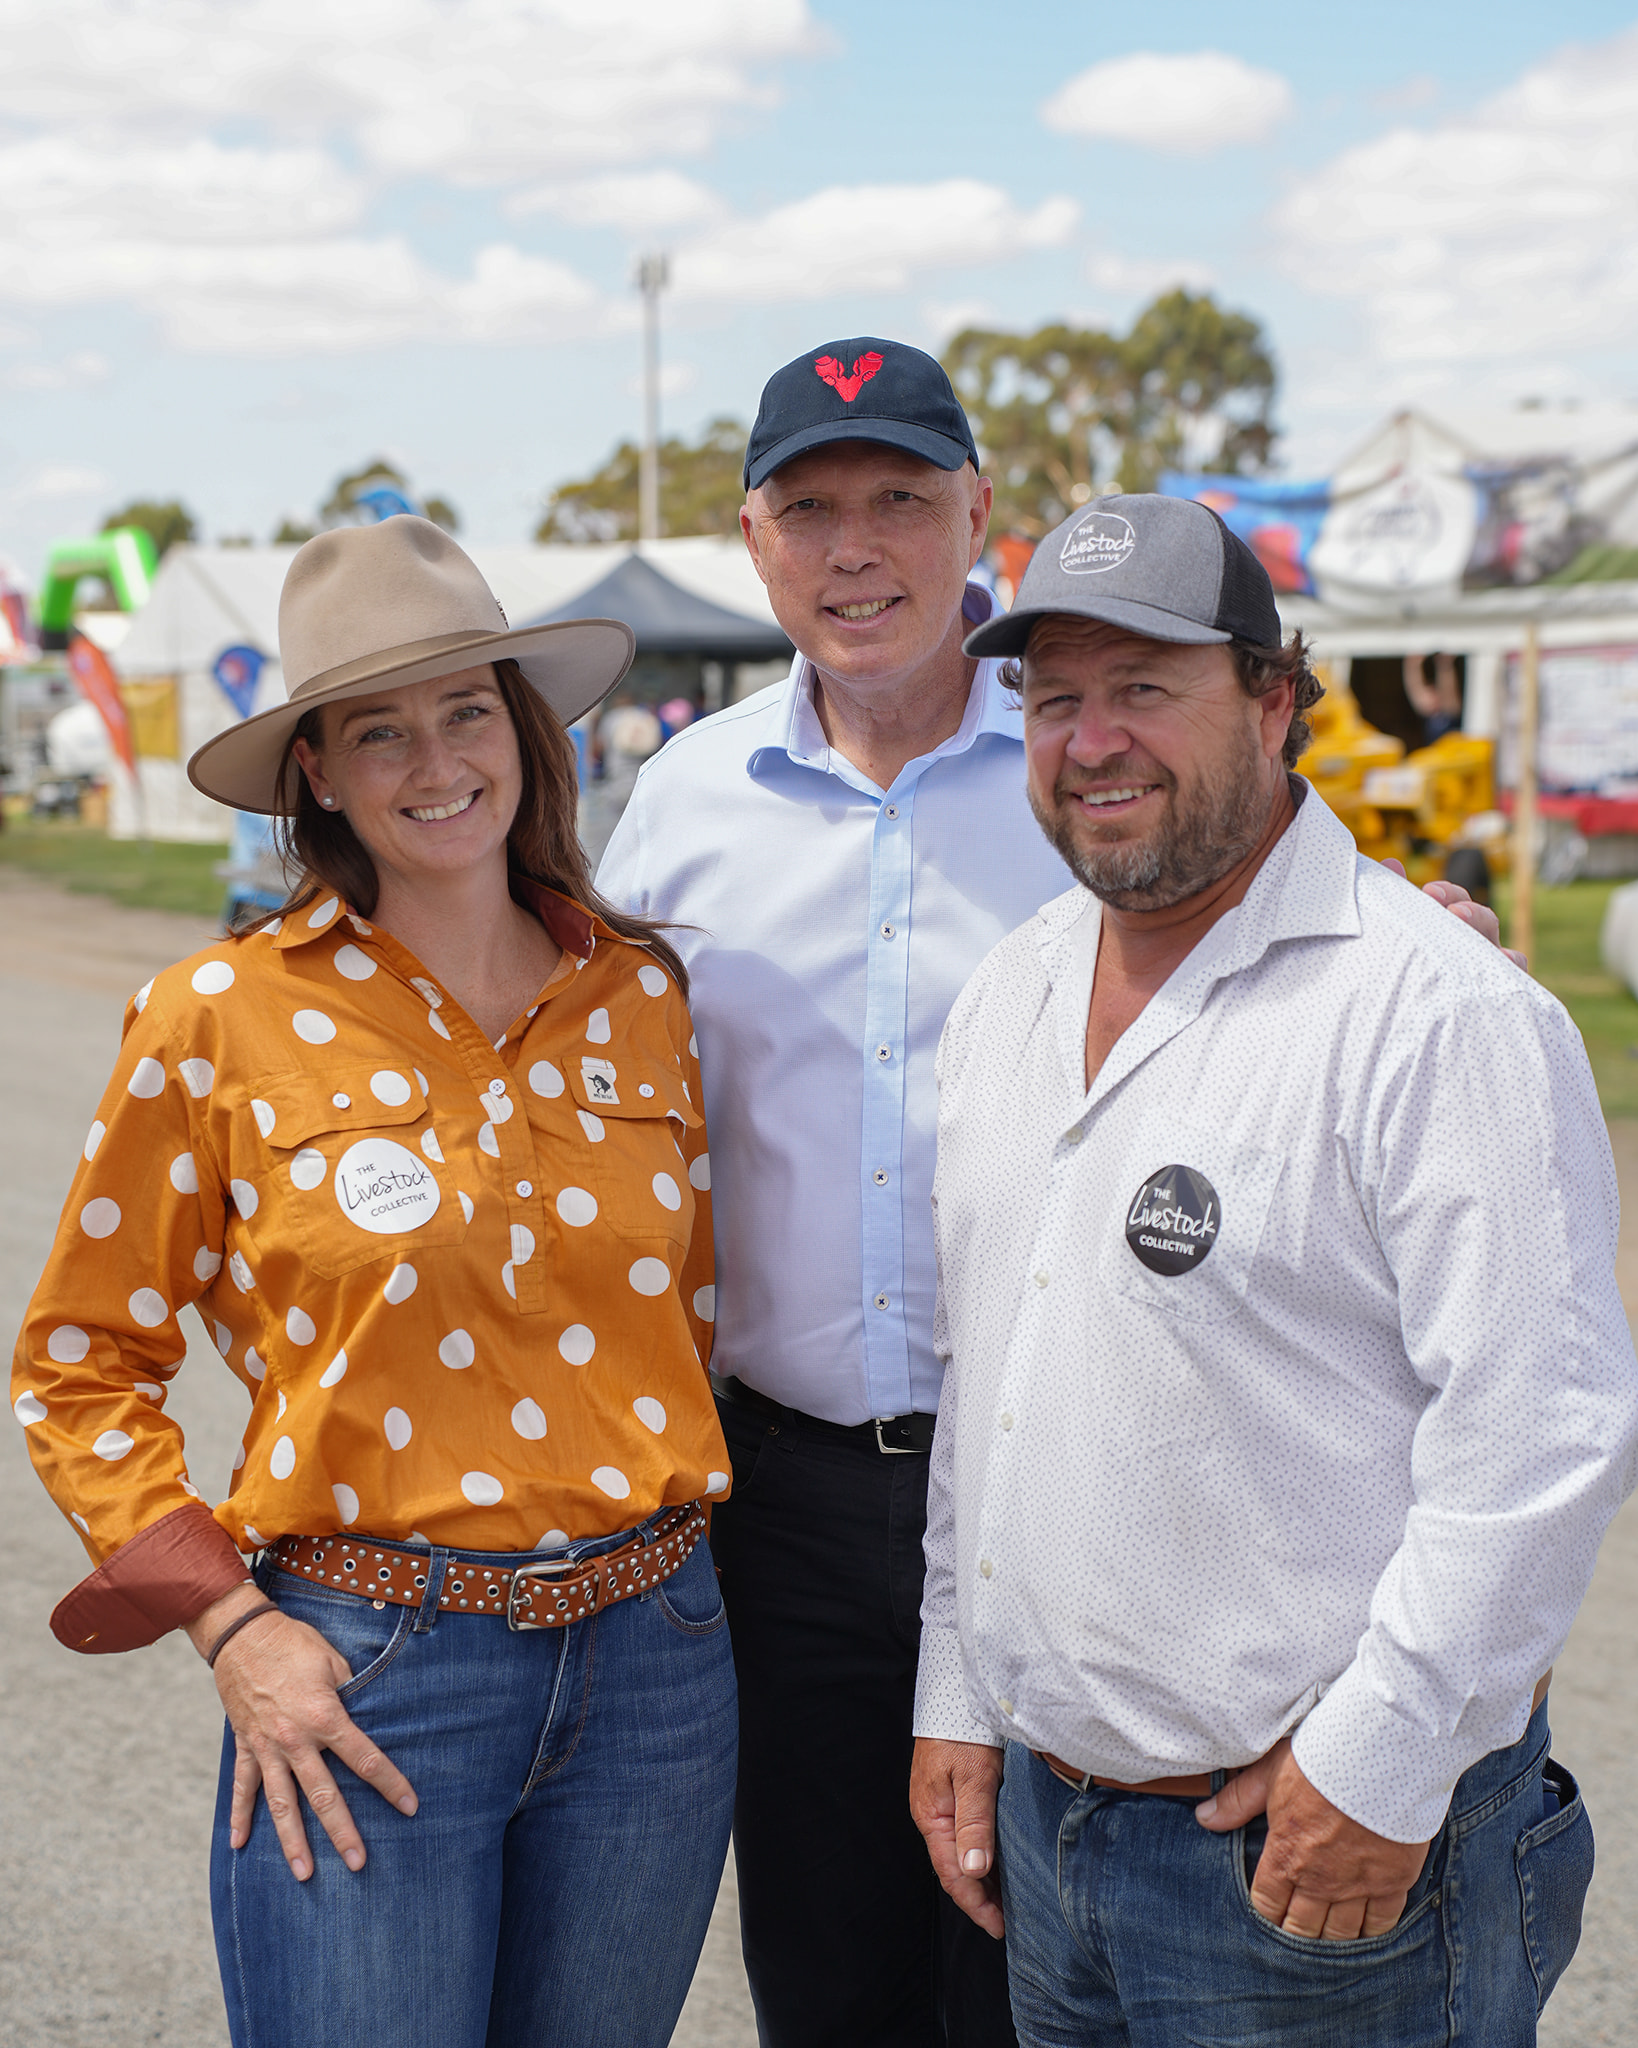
[740,442,991,691]
[291,664,522,890]
[1021,616,1293,912]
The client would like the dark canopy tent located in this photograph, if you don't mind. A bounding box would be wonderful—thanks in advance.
[525,550,792,663]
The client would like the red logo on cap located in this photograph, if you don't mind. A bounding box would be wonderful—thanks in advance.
[814,351,883,403]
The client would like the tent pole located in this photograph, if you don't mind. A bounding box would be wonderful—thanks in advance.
[636,255,669,545]
[1511,617,1539,964]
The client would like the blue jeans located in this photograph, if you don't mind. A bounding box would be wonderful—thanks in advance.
[999,1700,1592,2046]
[210,1522,737,2048]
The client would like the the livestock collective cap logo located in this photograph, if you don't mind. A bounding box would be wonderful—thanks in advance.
[1125,1164,1220,1277]
[1060,509,1136,575]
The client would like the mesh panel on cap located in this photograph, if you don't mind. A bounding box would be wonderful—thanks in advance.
[1214,523,1282,645]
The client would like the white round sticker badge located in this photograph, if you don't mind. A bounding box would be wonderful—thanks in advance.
[334,1139,442,1234]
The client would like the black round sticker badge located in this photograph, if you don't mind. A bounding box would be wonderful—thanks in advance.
[1124,1165,1221,1277]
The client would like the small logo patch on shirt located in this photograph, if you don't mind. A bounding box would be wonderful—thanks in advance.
[1125,1165,1219,1276]
[335,1139,442,1234]
[581,1057,620,1105]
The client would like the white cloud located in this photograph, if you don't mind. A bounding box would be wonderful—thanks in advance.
[508,170,724,231]
[672,182,1079,303]
[1275,26,1638,369]
[1,464,112,504]
[1041,51,1292,154]
[0,0,817,183]
[2,350,111,391]
[1083,252,1217,298]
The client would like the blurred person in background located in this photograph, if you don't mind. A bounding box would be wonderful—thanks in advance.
[13,518,735,2048]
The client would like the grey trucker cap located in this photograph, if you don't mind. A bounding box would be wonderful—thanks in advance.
[963,494,1282,659]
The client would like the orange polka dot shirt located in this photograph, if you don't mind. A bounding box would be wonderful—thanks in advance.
[14,883,726,1582]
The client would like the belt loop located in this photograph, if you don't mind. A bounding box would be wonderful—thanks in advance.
[414,1548,449,1633]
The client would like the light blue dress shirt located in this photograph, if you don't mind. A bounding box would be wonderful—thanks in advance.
[596,586,1071,1425]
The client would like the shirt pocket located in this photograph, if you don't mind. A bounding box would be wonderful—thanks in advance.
[252,1064,471,1279]
[1101,1123,1285,1325]
[564,1052,701,1246]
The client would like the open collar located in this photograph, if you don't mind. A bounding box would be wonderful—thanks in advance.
[268,879,599,961]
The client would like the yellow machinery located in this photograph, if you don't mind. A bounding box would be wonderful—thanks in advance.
[1294,667,1508,883]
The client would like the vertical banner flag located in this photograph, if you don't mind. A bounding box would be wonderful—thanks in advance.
[212,644,266,720]
[65,632,136,777]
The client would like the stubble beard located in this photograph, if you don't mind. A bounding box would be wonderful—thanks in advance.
[1031,723,1275,912]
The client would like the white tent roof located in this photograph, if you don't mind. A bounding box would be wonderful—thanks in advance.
[116,536,779,680]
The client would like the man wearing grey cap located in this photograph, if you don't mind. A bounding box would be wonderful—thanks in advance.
[911,495,1637,2043]
[600,344,1508,2044]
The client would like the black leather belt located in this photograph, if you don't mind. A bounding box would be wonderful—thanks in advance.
[714,1374,936,1455]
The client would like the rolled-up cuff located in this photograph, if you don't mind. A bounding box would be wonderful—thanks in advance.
[50,1502,252,1654]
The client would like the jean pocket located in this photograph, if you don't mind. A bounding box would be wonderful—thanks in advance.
[265,1577,416,1701]
[655,1541,728,1637]
[1235,1817,1443,1959]
[1516,1760,1594,2011]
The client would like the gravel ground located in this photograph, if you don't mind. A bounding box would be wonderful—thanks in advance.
[2,865,1633,2046]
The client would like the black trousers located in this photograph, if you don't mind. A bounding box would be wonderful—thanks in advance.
[711,1392,1018,2048]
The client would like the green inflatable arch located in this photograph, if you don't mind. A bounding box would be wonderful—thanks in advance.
[38,527,159,649]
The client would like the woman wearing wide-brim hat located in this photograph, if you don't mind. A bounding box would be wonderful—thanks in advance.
[13,517,737,2048]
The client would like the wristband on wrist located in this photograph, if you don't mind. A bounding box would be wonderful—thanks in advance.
[205,1598,282,1669]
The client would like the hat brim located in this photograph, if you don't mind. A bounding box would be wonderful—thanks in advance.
[188,616,635,815]
[964,596,1232,660]
[746,418,975,491]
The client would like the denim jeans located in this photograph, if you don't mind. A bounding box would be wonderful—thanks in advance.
[998,1700,1592,2047]
[210,1521,737,2048]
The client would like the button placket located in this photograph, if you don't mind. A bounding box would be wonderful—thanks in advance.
[444,1008,547,1315]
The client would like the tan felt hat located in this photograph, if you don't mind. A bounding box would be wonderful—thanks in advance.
[188,516,635,814]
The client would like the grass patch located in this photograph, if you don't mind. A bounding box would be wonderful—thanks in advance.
[0,820,228,920]
[1494,877,1638,1117]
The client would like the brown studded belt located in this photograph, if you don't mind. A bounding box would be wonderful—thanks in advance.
[268,1500,706,1631]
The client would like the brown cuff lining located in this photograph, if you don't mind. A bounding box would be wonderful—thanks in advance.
[50,1502,252,1654]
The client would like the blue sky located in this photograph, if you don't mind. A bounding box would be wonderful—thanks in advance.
[3,0,1636,577]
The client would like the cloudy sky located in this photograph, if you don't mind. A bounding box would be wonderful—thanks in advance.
[3,0,1637,573]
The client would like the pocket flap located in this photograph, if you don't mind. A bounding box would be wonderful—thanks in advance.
[565,1053,700,1127]
[254,1065,428,1148]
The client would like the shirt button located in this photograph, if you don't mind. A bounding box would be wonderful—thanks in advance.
[884,804,899,818]
[638,1083,655,1097]
[488,1079,506,1096]
[873,1169,889,1186]
[874,1293,890,1310]
[880,922,896,939]
[1066,1127,1084,1145]
[1034,1271,1049,1288]
[875,1044,892,1062]
[978,1558,993,1578]
[999,1697,1015,1717]
[1000,1412,1014,1431]
[332,1093,350,1109]
[516,1181,533,1198]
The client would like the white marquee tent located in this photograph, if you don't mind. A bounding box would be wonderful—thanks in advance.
[109,537,782,841]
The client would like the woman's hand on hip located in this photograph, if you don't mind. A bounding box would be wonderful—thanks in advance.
[186,1584,418,1881]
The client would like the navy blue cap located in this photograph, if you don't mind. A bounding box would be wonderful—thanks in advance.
[744,337,979,491]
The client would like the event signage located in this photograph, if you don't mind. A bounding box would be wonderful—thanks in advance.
[64,633,137,777]
[212,644,266,720]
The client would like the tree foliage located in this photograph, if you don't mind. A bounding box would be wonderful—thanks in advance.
[943,290,1278,536]
[318,459,460,532]
[536,416,749,543]
[100,498,197,557]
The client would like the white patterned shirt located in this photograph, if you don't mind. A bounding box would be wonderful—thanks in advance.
[915,784,1638,1842]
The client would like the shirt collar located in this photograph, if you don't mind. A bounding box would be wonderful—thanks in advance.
[268,880,599,960]
[747,579,1022,781]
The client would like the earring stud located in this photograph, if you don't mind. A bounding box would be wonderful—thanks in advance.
[321,796,336,808]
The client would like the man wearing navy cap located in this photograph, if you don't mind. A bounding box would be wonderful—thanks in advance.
[598,344,1509,2046]
[911,497,1633,2043]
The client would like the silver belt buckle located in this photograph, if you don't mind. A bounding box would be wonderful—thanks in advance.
[873,1417,920,1455]
[506,1555,593,1631]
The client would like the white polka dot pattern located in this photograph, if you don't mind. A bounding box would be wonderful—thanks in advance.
[14,888,721,1567]
[918,791,1638,1844]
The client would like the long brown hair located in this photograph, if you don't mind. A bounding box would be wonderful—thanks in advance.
[244,658,689,992]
